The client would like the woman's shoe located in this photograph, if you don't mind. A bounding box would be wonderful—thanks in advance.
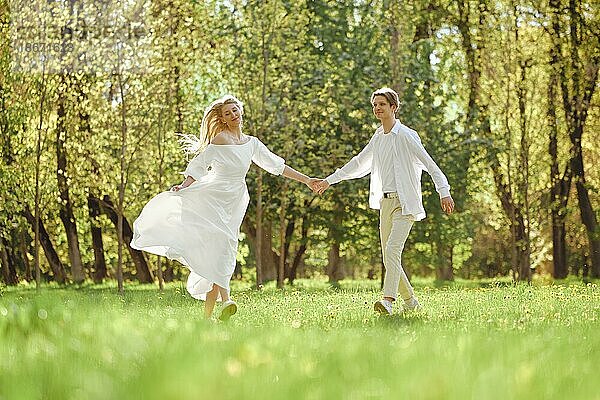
[219,300,238,321]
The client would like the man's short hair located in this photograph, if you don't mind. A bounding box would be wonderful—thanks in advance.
[371,87,399,113]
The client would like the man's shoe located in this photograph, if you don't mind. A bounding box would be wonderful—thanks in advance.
[219,300,238,321]
[374,299,393,315]
[403,297,422,312]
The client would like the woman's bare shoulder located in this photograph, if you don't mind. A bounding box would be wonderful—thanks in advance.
[210,132,229,145]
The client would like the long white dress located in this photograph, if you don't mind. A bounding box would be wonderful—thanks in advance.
[131,136,285,300]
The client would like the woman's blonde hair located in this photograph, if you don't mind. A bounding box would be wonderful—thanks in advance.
[180,95,244,153]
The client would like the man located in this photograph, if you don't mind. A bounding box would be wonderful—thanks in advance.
[314,87,455,315]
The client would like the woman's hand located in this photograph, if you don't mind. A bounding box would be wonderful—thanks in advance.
[307,179,329,195]
[171,177,196,192]
[316,180,330,195]
[306,178,321,193]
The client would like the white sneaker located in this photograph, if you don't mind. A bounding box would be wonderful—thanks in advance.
[374,299,394,315]
[403,297,422,312]
[219,300,238,321]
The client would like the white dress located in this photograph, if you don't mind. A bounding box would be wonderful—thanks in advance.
[131,136,285,300]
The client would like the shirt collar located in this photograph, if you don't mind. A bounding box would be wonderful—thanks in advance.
[376,119,402,135]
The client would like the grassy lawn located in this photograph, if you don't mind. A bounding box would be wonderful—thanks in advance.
[1,278,598,400]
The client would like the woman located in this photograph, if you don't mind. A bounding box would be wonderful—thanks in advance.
[131,95,317,320]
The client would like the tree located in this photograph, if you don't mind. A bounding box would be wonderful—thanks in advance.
[549,0,600,277]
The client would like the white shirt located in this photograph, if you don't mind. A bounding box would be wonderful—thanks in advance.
[377,132,398,193]
[325,119,451,221]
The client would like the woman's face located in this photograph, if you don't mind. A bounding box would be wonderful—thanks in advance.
[221,103,242,128]
[372,95,396,120]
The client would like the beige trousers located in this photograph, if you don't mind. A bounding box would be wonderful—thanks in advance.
[379,197,415,301]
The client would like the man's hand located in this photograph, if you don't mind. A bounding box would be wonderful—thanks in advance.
[306,178,329,194]
[306,178,321,193]
[314,179,330,195]
[441,196,455,214]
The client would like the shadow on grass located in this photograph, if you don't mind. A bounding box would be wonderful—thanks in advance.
[421,278,516,289]
[374,312,427,328]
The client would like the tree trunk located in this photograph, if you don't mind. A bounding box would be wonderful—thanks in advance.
[573,158,600,277]
[552,0,600,277]
[163,259,174,282]
[261,222,277,281]
[546,15,571,278]
[327,241,343,284]
[255,170,264,287]
[551,214,568,278]
[21,207,66,283]
[565,0,600,276]
[514,213,531,281]
[88,195,107,283]
[93,195,154,283]
[156,113,166,291]
[243,218,278,281]
[18,229,31,281]
[288,216,308,284]
[456,0,482,125]
[76,76,108,284]
[516,59,532,281]
[277,182,288,289]
[435,242,454,281]
[491,156,531,281]
[0,236,18,285]
[116,70,127,294]
[326,209,344,284]
[287,198,317,284]
[388,1,403,96]
[56,87,85,283]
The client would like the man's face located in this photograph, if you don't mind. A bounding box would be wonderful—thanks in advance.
[371,95,396,121]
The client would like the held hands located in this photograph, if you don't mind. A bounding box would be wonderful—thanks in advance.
[306,178,330,195]
[305,178,319,192]
[441,196,455,214]
[314,180,330,195]
[171,184,184,192]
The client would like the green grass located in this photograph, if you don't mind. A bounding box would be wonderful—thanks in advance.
[1,278,599,400]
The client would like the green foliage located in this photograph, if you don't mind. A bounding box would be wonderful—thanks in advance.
[1,280,599,399]
[1,0,599,284]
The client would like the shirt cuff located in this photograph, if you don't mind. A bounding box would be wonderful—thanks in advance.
[325,173,340,185]
[438,187,451,199]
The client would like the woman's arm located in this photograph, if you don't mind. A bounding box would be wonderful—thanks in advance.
[171,176,196,192]
[282,165,319,190]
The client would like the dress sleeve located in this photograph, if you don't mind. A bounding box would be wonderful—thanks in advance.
[183,148,211,180]
[251,138,286,175]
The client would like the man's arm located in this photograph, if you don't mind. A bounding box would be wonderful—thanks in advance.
[405,134,450,198]
[314,136,375,195]
[405,133,454,214]
[325,136,375,185]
